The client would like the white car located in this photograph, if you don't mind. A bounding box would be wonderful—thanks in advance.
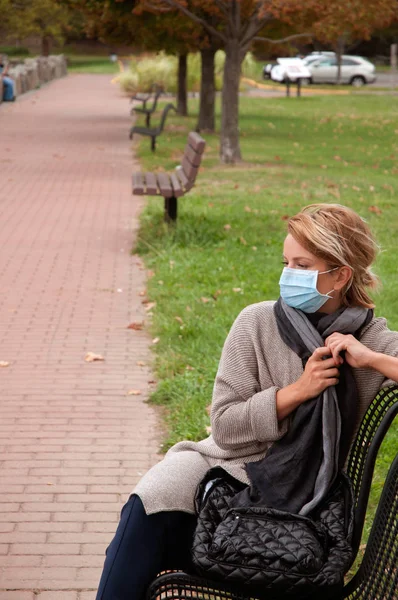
[305,55,376,86]
[270,58,312,84]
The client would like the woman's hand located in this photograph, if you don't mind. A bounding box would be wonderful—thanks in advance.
[324,332,375,369]
[295,346,341,401]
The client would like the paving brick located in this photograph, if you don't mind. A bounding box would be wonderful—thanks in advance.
[0,593,34,599]
[0,74,161,595]
[37,593,78,600]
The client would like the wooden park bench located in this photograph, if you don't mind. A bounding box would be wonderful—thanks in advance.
[129,103,177,152]
[132,131,206,222]
[131,86,163,127]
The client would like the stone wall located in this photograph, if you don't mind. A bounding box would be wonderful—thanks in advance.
[6,55,68,98]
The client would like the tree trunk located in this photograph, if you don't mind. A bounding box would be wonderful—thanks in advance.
[41,35,51,57]
[197,47,216,132]
[336,36,345,84]
[177,53,188,116]
[220,39,244,164]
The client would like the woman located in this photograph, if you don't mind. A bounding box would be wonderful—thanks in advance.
[96,203,398,599]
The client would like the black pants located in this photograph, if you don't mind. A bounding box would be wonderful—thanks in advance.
[96,494,197,600]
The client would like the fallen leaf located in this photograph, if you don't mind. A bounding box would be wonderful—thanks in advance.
[352,185,361,191]
[240,237,247,245]
[127,321,144,330]
[223,224,231,231]
[175,316,183,324]
[234,184,239,189]
[0,361,10,367]
[138,290,146,297]
[369,205,382,215]
[253,185,261,192]
[201,297,210,303]
[136,361,146,366]
[232,287,242,293]
[152,337,160,344]
[186,305,192,312]
[205,426,212,434]
[85,352,104,362]
[334,155,341,161]
[281,215,289,221]
[205,404,211,416]
[186,365,195,371]
[369,185,375,192]
[147,270,155,278]
[244,206,252,213]
[148,379,157,384]
[212,289,222,299]
[252,246,257,251]
[208,202,214,207]
[127,389,142,396]
[320,165,328,169]
[144,302,156,312]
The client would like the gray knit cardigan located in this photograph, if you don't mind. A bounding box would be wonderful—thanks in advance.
[134,301,398,515]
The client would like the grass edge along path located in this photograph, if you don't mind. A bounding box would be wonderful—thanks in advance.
[133,94,398,557]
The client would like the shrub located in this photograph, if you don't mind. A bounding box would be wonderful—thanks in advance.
[118,50,262,94]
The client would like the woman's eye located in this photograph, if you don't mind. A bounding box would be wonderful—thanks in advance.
[297,264,308,269]
[282,261,288,266]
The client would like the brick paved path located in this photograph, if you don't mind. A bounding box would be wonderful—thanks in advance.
[0,74,160,599]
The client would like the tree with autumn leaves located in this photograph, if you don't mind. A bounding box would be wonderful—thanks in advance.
[133,0,398,164]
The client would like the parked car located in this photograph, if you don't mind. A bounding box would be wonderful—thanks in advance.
[269,58,312,84]
[263,62,276,80]
[305,55,376,86]
[263,53,335,82]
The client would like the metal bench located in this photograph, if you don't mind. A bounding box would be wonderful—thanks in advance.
[131,86,163,127]
[130,84,162,115]
[147,385,398,600]
[129,103,177,152]
[132,131,206,222]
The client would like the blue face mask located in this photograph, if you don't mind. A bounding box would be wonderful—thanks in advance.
[279,267,338,313]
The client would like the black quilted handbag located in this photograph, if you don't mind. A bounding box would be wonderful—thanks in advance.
[192,468,354,600]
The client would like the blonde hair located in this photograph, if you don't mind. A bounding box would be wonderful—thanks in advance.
[288,204,379,308]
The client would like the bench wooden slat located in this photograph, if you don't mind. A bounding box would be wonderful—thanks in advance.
[175,165,189,190]
[145,172,158,195]
[132,172,145,195]
[184,143,202,167]
[157,173,173,198]
[188,132,206,154]
[181,156,198,183]
[170,173,184,198]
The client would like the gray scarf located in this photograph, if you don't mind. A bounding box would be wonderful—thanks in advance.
[231,299,372,515]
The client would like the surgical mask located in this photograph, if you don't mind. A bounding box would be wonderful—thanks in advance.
[279,267,338,313]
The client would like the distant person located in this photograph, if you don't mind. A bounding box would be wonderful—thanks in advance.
[0,57,16,102]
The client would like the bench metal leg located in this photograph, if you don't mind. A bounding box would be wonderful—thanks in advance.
[151,137,156,152]
[164,197,177,222]
[146,114,150,127]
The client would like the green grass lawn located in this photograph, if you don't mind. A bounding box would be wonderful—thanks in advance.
[66,55,120,74]
[133,93,398,555]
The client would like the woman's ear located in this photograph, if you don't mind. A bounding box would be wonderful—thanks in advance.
[334,266,352,291]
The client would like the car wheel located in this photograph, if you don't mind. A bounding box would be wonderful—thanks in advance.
[300,77,312,85]
[350,76,366,87]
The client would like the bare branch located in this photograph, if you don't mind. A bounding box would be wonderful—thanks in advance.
[139,2,173,12]
[240,12,273,48]
[253,32,313,44]
[157,0,228,42]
